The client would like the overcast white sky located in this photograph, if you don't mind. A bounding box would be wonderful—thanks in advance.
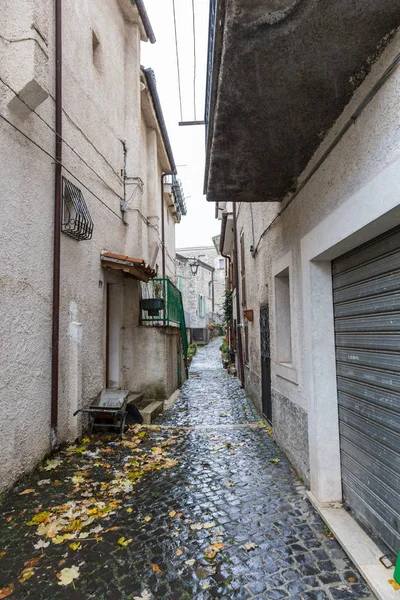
[141,0,220,248]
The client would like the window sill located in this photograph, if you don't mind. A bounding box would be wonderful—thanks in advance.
[275,362,298,384]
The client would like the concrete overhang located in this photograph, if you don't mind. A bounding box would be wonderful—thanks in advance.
[220,211,234,257]
[204,0,400,203]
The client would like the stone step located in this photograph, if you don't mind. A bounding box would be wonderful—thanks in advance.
[139,401,164,425]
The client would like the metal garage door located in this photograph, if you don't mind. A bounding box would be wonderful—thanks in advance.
[332,226,400,555]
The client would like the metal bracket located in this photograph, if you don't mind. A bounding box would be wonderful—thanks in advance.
[379,554,394,569]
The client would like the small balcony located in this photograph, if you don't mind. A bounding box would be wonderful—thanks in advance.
[141,278,188,365]
[141,278,184,328]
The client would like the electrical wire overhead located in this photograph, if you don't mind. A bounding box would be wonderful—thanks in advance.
[192,0,197,121]
[172,0,183,122]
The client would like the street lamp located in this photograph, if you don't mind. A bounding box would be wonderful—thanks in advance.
[189,259,199,276]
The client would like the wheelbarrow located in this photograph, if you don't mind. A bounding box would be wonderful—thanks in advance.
[73,390,142,437]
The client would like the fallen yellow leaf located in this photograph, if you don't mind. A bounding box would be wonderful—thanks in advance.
[389,579,400,591]
[69,542,81,551]
[19,567,35,583]
[117,537,132,547]
[144,515,152,522]
[169,511,177,518]
[19,489,35,495]
[126,508,133,514]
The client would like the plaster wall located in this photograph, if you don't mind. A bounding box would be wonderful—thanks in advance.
[233,31,400,492]
[0,0,182,491]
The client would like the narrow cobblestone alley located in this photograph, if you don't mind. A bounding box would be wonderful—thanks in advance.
[0,339,375,600]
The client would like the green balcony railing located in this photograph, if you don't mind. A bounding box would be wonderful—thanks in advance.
[141,278,188,374]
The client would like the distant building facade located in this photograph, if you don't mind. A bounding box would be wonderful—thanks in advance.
[176,246,225,344]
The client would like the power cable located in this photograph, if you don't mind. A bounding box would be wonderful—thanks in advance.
[0,76,124,200]
[0,111,124,222]
[172,0,183,122]
[191,0,197,120]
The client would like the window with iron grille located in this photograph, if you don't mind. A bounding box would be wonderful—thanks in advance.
[62,177,94,241]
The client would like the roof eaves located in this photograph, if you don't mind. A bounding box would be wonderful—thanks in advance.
[134,0,156,44]
[144,68,177,175]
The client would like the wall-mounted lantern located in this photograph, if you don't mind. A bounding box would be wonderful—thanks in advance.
[189,259,199,276]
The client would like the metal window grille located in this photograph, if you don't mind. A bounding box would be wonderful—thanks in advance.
[62,177,94,241]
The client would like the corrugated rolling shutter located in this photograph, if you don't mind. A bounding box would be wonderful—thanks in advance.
[332,226,400,555]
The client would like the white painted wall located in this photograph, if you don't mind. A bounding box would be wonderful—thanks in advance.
[232,30,400,498]
[0,0,183,491]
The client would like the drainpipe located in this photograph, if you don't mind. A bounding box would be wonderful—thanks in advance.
[211,269,214,313]
[51,0,62,450]
[232,203,244,387]
[160,174,167,279]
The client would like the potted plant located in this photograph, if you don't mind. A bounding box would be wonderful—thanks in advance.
[140,281,164,316]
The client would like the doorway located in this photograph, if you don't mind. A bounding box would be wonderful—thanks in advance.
[260,304,272,422]
[106,283,121,389]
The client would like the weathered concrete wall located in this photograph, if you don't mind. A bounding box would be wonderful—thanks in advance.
[233,31,400,490]
[130,326,184,399]
[0,0,182,491]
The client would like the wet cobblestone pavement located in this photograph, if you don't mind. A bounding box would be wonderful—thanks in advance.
[0,338,375,599]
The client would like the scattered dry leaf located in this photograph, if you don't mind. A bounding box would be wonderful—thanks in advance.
[204,548,216,560]
[133,591,152,600]
[144,515,152,522]
[243,542,258,551]
[389,579,400,591]
[33,540,49,551]
[44,459,62,471]
[57,565,80,586]
[185,559,196,566]
[19,489,35,495]
[169,511,176,518]
[151,564,163,573]
[117,537,132,547]
[24,557,41,568]
[69,542,81,551]
[0,584,14,598]
[175,548,183,556]
[19,567,34,583]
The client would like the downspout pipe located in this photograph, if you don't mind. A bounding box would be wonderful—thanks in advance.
[232,203,244,387]
[160,173,168,279]
[51,0,62,450]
